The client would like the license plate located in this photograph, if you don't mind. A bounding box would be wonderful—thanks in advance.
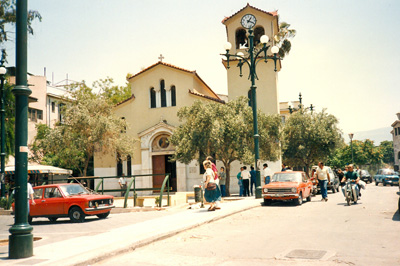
[275,193,284,197]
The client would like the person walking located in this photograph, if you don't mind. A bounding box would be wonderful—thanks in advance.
[314,162,331,201]
[241,166,251,197]
[118,174,127,197]
[203,160,221,211]
[219,167,226,197]
[263,163,272,184]
[27,176,36,217]
[206,156,221,209]
[249,166,256,196]
[237,167,244,197]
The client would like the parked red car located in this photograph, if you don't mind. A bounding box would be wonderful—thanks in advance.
[13,183,114,223]
[262,171,313,206]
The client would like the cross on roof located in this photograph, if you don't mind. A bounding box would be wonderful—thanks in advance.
[158,54,164,62]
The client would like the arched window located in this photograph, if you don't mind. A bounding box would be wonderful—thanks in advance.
[127,155,132,176]
[254,26,265,46]
[160,80,166,107]
[171,85,176,106]
[116,153,123,177]
[248,89,253,108]
[150,87,156,108]
[236,28,247,49]
[398,151,400,161]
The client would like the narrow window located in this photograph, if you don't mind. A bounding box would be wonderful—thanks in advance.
[160,80,166,107]
[127,155,132,177]
[150,87,156,108]
[59,103,65,123]
[117,153,123,176]
[51,102,56,113]
[171,85,176,106]
[254,26,265,46]
[236,28,247,49]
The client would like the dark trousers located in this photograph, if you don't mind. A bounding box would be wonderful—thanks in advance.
[242,179,250,196]
[250,179,256,195]
[220,185,226,197]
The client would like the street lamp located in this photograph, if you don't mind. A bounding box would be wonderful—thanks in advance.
[0,50,7,199]
[222,14,280,199]
[349,133,354,164]
[288,92,314,114]
[9,0,33,259]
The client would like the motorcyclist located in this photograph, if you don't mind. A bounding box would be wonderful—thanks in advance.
[341,164,360,202]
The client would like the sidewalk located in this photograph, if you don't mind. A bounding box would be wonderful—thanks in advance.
[1,197,262,266]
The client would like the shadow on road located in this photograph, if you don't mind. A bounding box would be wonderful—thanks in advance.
[28,217,101,226]
[392,210,399,221]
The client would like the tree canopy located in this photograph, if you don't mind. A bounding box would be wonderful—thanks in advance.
[30,79,137,176]
[281,109,342,173]
[170,97,281,195]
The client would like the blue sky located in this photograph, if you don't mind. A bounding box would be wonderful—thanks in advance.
[2,0,400,141]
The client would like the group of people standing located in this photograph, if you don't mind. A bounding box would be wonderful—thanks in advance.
[236,163,273,197]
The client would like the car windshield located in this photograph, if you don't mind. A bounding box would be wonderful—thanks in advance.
[361,170,369,175]
[59,184,89,196]
[381,169,397,175]
[272,173,302,183]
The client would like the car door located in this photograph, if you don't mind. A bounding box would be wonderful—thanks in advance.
[302,173,311,196]
[29,188,44,216]
[42,186,65,216]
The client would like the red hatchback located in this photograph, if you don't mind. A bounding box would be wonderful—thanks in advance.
[13,183,114,223]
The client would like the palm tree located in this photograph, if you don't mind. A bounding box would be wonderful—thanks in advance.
[274,21,296,59]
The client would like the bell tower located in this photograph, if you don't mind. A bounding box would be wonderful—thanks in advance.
[222,4,281,115]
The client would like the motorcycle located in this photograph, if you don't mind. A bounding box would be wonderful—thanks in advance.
[344,180,359,206]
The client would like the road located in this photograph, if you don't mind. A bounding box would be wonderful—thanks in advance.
[96,184,400,266]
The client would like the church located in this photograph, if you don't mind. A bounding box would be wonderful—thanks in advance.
[94,4,282,195]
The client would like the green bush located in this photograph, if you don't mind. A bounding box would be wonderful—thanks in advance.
[155,196,160,206]
[0,197,7,209]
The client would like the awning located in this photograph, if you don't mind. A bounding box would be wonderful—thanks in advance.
[4,165,72,175]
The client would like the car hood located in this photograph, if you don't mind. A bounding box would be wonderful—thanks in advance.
[380,175,399,178]
[263,182,300,188]
[67,194,113,200]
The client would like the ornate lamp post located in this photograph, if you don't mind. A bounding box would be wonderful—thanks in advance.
[349,133,354,164]
[0,50,7,198]
[222,14,280,199]
[9,0,33,259]
[288,92,314,114]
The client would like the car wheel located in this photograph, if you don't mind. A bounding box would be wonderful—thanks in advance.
[48,217,58,223]
[383,181,387,186]
[263,198,271,206]
[69,207,85,223]
[295,193,303,206]
[375,180,378,186]
[306,193,312,202]
[96,212,110,219]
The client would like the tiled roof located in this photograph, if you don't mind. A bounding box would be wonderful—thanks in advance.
[189,89,225,104]
[115,94,135,107]
[127,61,222,101]
[222,3,278,24]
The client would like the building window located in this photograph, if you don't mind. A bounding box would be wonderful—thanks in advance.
[396,127,399,136]
[254,26,265,46]
[281,115,286,124]
[171,85,176,106]
[58,103,65,123]
[28,108,43,122]
[160,80,166,107]
[51,102,56,113]
[127,155,132,176]
[117,153,123,177]
[150,87,156,108]
[236,28,247,49]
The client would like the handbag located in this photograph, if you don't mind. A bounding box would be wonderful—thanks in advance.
[206,182,217,190]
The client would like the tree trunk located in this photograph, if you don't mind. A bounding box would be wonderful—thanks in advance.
[224,162,231,196]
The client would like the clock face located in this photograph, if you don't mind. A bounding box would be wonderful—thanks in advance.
[241,14,256,29]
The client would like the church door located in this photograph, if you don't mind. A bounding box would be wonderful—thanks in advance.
[152,155,177,192]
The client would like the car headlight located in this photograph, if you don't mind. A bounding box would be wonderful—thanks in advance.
[89,201,93,207]
[263,188,268,193]
[109,198,113,205]
[291,187,297,193]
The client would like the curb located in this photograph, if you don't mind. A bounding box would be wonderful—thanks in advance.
[73,202,261,266]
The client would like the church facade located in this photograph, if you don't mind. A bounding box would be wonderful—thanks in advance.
[93,4,282,195]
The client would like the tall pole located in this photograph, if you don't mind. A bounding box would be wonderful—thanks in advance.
[349,133,354,165]
[0,50,6,198]
[248,29,262,199]
[9,0,33,259]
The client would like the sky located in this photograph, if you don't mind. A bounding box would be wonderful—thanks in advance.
[2,0,400,142]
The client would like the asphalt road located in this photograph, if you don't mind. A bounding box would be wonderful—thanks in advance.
[96,183,400,266]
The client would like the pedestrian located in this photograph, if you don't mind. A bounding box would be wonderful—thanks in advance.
[281,163,288,172]
[237,167,244,197]
[118,174,127,197]
[206,156,221,209]
[27,176,36,217]
[263,163,272,184]
[314,161,331,202]
[219,167,226,197]
[249,166,256,196]
[241,166,251,197]
[203,160,221,211]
